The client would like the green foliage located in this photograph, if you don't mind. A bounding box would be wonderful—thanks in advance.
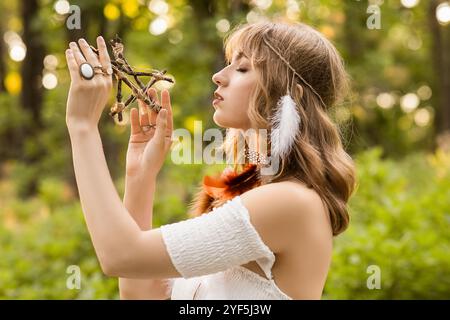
[1,147,449,299]
[0,170,119,299]
[323,148,450,299]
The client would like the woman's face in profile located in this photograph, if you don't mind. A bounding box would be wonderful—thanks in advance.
[211,51,258,130]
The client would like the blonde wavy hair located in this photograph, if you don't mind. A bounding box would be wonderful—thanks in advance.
[192,20,357,237]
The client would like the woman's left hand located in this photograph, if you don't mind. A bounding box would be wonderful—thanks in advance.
[65,36,113,131]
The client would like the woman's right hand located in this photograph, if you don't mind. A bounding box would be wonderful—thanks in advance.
[125,88,173,180]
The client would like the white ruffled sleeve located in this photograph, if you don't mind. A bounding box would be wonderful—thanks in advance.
[160,195,275,280]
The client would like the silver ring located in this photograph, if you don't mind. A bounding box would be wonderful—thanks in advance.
[94,68,106,75]
[105,67,113,75]
[79,62,95,80]
[94,65,113,76]
[92,65,106,76]
[141,124,156,132]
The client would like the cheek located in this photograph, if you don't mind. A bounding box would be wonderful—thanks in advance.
[230,81,254,113]
[213,77,256,129]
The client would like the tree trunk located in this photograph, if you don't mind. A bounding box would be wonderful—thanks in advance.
[19,0,46,197]
[429,0,450,145]
[20,0,45,129]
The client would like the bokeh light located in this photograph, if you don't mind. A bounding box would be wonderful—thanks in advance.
[148,0,169,15]
[286,0,301,20]
[154,78,174,91]
[400,93,420,113]
[149,16,168,35]
[5,71,21,95]
[417,85,432,100]
[122,0,139,18]
[414,108,431,127]
[436,2,450,25]
[43,55,58,70]
[376,92,395,109]
[216,19,230,34]
[246,10,265,23]
[401,0,420,9]
[9,44,26,62]
[252,0,272,10]
[54,0,70,15]
[42,72,58,90]
[104,3,120,20]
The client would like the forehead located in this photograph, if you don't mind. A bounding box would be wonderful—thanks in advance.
[231,51,248,62]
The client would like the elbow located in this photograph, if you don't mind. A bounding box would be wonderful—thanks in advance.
[96,232,147,278]
[99,256,122,277]
[97,244,141,277]
[97,248,129,277]
[95,234,139,277]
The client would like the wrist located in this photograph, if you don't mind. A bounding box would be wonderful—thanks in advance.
[123,176,156,209]
[123,180,155,230]
[67,121,98,137]
[125,172,157,190]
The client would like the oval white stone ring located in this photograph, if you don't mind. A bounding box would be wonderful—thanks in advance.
[79,62,95,80]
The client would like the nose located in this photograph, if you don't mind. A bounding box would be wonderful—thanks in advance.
[212,70,227,86]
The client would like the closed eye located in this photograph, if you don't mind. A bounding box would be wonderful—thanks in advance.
[236,68,247,73]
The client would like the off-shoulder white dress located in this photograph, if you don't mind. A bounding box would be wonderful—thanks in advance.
[160,196,293,300]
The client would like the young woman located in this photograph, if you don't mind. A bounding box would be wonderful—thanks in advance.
[65,20,356,300]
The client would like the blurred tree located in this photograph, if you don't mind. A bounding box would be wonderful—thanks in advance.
[0,19,6,92]
[19,0,46,196]
[20,0,45,129]
[429,0,450,139]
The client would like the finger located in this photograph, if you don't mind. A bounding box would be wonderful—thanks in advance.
[137,99,150,126]
[69,41,86,65]
[130,108,142,135]
[78,38,100,66]
[153,109,168,147]
[161,89,173,133]
[65,49,81,81]
[147,87,160,105]
[146,88,158,125]
[96,36,113,75]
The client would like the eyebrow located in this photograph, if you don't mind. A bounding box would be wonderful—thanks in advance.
[231,51,246,63]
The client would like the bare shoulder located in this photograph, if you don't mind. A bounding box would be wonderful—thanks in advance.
[240,181,333,299]
[239,180,332,254]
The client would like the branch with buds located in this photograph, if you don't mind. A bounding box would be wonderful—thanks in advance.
[90,35,174,122]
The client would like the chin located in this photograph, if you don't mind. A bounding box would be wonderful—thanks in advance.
[213,111,250,130]
[212,111,230,128]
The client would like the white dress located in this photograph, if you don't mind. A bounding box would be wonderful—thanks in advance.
[169,266,292,300]
[160,196,293,300]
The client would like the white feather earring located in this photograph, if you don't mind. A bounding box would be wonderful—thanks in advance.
[270,72,301,161]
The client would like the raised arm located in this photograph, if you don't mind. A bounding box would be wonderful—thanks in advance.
[65,37,180,279]
[119,89,175,299]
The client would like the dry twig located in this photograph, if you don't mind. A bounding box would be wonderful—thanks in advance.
[90,35,174,122]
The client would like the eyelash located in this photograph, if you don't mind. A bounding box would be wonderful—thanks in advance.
[225,62,247,73]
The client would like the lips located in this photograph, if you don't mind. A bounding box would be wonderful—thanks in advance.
[214,91,224,101]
